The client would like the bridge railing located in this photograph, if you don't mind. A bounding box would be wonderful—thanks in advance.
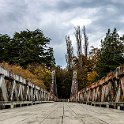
[0,66,51,105]
[70,65,124,104]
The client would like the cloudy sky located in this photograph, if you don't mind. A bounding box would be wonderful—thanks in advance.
[0,0,124,67]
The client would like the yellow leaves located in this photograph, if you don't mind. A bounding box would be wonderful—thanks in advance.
[87,71,99,84]
[0,62,46,88]
[27,64,51,90]
[45,68,51,75]
[27,64,51,80]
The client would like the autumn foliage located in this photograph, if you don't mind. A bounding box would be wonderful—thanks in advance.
[0,62,46,88]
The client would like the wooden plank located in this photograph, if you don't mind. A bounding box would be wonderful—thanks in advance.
[0,102,124,124]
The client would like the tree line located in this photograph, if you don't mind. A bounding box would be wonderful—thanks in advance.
[0,29,55,68]
[55,28,124,98]
[0,28,124,99]
[0,29,55,91]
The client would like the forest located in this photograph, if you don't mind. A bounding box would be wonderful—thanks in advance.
[56,27,124,99]
[0,28,124,99]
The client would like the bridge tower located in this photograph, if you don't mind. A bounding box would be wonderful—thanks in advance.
[70,57,78,101]
[50,70,58,101]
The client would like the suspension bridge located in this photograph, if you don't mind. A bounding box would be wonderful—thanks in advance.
[0,65,124,124]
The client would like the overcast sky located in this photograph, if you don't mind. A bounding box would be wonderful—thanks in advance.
[0,0,124,67]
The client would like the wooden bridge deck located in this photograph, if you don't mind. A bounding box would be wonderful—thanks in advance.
[0,102,124,124]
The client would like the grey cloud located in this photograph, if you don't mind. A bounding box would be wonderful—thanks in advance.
[55,0,109,11]
[0,0,28,35]
[0,0,124,67]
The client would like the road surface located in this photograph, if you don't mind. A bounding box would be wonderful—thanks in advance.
[0,102,124,124]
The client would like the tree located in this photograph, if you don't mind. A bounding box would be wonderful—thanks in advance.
[83,26,89,58]
[27,64,51,91]
[65,35,73,69]
[0,34,11,62]
[89,46,100,70]
[96,28,124,78]
[74,26,89,89]
[55,66,72,98]
[74,26,83,68]
[86,46,100,84]
[0,29,55,67]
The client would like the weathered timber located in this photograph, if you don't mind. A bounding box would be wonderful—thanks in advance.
[1,102,124,124]
[0,65,55,109]
[70,65,124,109]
